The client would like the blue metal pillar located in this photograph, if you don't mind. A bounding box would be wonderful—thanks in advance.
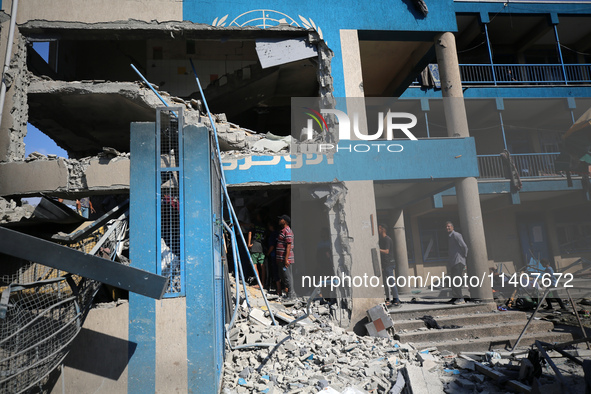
[551,14,568,85]
[129,122,158,393]
[496,98,508,151]
[420,98,431,138]
[183,124,224,392]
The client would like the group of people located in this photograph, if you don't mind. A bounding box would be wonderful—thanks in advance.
[237,203,296,300]
[236,204,566,310]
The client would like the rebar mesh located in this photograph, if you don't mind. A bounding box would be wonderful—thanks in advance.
[158,108,184,296]
[0,216,129,393]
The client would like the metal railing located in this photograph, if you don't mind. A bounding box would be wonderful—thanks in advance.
[459,64,591,85]
[477,153,561,179]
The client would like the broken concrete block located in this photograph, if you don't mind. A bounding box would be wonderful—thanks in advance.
[249,308,272,326]
[455,378,476,389]
[366,304,394,329]
[470,373,486,383]
[317,387,340,394]
[518,358,534,381]
[365,319,390,338]
[405,365,444,393]
[454,357,475,371]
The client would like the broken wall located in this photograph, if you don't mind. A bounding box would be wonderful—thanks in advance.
[0,30,28,162]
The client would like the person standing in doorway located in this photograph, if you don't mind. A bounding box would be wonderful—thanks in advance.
[247,211,266,289]
[378,224,400,308]
[446,221,468,304]
[276,215,296,299]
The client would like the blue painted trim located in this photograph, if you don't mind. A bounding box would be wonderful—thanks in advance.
[511,191,521,205]
[420,98,430,111]
[441,178,584,196]
[129,122,157,394]
[432,193,444,208]
[401,86,591,98]
[455,1,591,16]
[183,125,222,392]
[495,97,504,111]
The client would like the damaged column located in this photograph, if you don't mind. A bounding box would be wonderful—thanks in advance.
[434,32,492,301]
[339,29,384,329]
[0,7,28,163]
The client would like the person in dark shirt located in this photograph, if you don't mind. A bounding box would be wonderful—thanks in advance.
[446,221,468,304]
[379,224,400,307]
[276,215,295,299]
[248,211,266,289]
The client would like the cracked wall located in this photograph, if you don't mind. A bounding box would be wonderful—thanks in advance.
[0,31,28,162]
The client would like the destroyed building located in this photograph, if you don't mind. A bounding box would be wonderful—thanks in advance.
[0,0,590,392]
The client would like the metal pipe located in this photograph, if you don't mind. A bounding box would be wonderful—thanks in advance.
[565,287,590,349]
[498,111,508,151]
[484,23,497,86]
[554,24,568,85]
[189,58,278,326]
[130,64,177,118]
[223,220,248,323]
[510,287,550,351]
[0,0,19,130]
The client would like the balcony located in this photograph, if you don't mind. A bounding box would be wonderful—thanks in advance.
[477,153,561,179]
[460,64,591,85]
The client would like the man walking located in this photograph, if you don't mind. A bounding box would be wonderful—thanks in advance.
[379,224,400,307]
[446,221,468,304]
[276,215,296,299]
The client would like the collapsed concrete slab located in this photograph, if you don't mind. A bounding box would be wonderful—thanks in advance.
[0,152,130,197]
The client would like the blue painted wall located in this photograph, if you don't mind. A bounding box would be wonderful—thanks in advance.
[129,123,158,394]
[181,0,456,96]
[183,125,224,392]
[223,137,479,184]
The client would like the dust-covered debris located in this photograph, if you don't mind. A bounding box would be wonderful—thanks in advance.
[0,197,34,223]
[221,281,588,394]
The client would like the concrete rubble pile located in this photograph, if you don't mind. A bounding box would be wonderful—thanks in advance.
[0,196,34,223]
[220,297,587,394]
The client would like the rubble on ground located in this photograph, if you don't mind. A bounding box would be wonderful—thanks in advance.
[220,293,587,394]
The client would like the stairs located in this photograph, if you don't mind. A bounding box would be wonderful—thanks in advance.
[389,302,573,353]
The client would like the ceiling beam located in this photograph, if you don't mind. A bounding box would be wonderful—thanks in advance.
[513,19,553,53]
[457,16,484,50]
[574,30,591,52]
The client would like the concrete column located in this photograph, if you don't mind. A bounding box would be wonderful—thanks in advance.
[339,30,383,330]
[391,209,410,294]
[435,32,493,301]
[342,180,384,332]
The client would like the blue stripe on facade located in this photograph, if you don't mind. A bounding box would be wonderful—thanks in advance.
[224,138,478,185]
[401,86,591,99]
[440,178,585,196]
[129,123,158,393]
[455,1,591,16]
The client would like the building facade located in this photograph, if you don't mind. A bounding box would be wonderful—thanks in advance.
[0,0,589,392]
